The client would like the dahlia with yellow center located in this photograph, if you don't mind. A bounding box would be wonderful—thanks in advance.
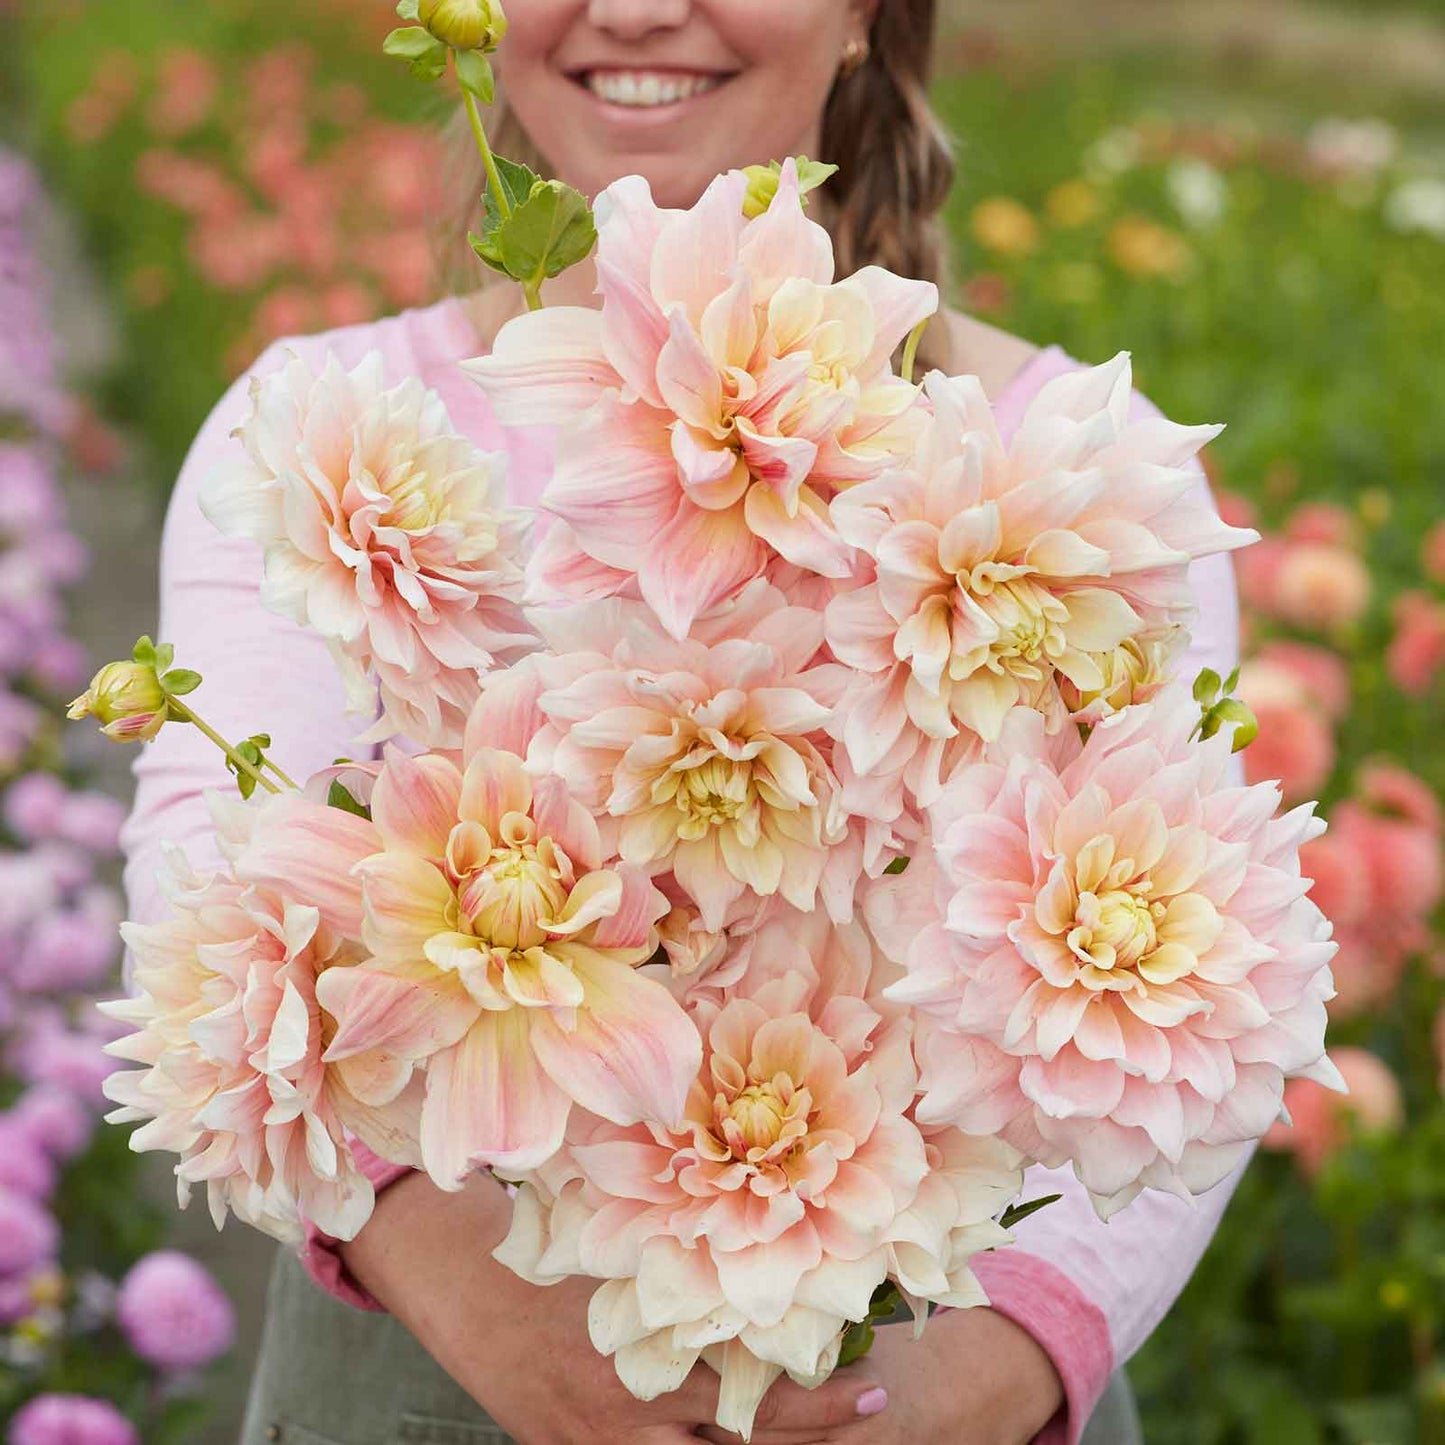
[879,687,1341,1217]
[200,348,534,749]
[311,741,700,1184]
[496,914,1022,1440]
[826,356,1256,804]
[524,586,849,931]
[466,160,937,638]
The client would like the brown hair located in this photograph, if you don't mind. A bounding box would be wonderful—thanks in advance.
[436,0,955,357]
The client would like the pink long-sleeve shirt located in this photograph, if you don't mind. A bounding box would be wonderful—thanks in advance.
[120,296,1248,1444]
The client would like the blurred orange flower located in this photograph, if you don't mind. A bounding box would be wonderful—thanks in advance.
[970,197,1040,257]
[1107,215,1193,278]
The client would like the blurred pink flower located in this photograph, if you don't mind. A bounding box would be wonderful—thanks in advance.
[0,1118,58,1199]
[1422,520,1445,586]
[1263,1047,1402,1175]
[0,1187,58,1279]
[146,48,219,139]
[885,686,1340,1216]
[1236,654,1339,803]
[1283,501,1358,549]
[356,228,434,308]
[1246,640,1349,719]
[8,1395,139,1445]
[55,793,127,854]
[4,772,69,842]
[115,1251,235,1371]
[11,1084,96,1161]
[134,150,243,221]
[1386,591,1445,697]
[1357,759,1442,833]
[13,900,119,994]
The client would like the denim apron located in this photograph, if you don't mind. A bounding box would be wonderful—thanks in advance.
[240,1250,1144,1445]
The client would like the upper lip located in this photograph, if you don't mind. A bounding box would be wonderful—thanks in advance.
[565,63,737,79]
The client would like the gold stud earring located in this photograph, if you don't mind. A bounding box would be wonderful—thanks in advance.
[839,36,870,78]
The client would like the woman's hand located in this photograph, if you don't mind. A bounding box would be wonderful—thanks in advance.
[339,1171,890,1445]
[698,1306,1064,1445]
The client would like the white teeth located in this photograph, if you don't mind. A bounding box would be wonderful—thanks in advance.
[585,71,720,107]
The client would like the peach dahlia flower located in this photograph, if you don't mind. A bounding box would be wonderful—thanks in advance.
[496,922,1020,1440]
[315,742,701,1183]
[466,161,936,638]
[523,584,851,930]
[201,350,534,748]
[101,793,400,1244]
[880,686,1341,1217]
[826,358,1256,796]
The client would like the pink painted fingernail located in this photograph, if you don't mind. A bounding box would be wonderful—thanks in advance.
[856,1387,889,1417]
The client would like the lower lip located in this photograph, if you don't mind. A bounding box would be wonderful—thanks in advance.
[569,73,735,126]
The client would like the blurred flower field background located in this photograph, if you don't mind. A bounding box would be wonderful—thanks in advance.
[3,0,1444,1441]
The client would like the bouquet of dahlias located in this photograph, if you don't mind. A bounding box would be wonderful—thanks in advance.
[70,7,1343,1438]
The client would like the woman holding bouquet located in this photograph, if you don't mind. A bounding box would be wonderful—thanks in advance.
[122,1,1246,1442]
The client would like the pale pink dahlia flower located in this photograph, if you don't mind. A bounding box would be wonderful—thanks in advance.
[465,161,936,637]
[316,742,700,1183]
[201,349,534,748]
[102,794,401,1243]
[826,357,1256,797]
[523,584,852,929]
[880,686,1340,1216]
[497,924,1020,1440]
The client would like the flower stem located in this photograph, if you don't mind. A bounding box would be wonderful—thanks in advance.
[901,318,929,385]
[261,755,300,791]
[164,697,280,796]
[464,87,511,223]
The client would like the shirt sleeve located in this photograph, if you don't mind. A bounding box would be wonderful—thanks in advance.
[971,386,1251,1444]
[119,339,376,935]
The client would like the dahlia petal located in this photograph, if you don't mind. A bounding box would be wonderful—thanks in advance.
[463,308,617,425]
[370,749,464,858]
[421,1010,570,1181]
[532,947,701,1126]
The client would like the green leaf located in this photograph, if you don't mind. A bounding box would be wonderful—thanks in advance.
[160,668,202,696]
[383,25,448,81]
[1213,698,1260,751]
[999,1193,1063,1230]
[131,635,156,665]
[495,179,597,283]
[395,0,420,17]
[836,1319,875,1368]
[1192,667,1221,705]
[882,855,911,876]
[471,156,543,272]
[328,779,373,820]
[455,47,495,103]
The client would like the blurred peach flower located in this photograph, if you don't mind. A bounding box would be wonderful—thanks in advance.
[147,49,219,139]
[1284,501,1358,549]
[1236,649,1343,803]
[1108,216,1192,279]
[1387,591,1445,697]
[1270,541,1372,633]
[1263,1047,1402,1176]
[1422,521,1445,586]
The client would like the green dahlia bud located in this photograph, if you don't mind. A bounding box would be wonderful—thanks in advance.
[419,0,508,52]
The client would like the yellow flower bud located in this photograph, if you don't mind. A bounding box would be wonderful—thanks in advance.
[741,157,838,219]
[67,660,169,744]
[419,0,507,52]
